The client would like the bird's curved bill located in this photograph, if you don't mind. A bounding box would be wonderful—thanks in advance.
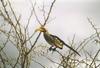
[35,28,41,32]
[35,27,46,32]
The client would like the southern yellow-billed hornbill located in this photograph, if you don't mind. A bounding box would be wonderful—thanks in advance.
[35,27,80,56]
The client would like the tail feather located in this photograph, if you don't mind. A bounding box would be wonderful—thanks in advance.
[64,43,80,56]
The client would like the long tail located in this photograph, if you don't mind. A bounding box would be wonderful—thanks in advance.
[64,43,80,56]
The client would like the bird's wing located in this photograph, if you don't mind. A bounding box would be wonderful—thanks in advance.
[50,35,65,44]
[50,35,80,56]
[50,35,63,49]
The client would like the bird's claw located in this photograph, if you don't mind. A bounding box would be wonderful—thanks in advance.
[49,47,56,51]
[49,47,52,51]
[52,48,56,51]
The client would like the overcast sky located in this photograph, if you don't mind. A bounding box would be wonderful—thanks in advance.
[10,0,100,58]
[6,0,100,68]
[10,0,100,40]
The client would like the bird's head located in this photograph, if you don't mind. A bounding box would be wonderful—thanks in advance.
[35,26,47,32]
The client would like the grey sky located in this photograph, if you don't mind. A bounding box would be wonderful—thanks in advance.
[10,0,100,57]
[5,0,100,68]
[10,0,100,40]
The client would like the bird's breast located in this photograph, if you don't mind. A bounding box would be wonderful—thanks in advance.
[43,32,54,45]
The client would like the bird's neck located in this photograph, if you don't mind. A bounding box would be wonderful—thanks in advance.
[44,31,50,35]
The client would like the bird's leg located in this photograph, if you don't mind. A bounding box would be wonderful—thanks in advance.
[49,46,56,52]
[49,46,53,51]
[52,47,56,51]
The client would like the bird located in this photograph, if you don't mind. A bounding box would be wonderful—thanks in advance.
[35,26,80,56]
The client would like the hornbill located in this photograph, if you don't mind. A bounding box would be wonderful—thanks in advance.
[35,26,80,56]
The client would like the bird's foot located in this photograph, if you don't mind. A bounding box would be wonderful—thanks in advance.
[49,47,56,51]
[49,47,52,51]
[52,48,56,51]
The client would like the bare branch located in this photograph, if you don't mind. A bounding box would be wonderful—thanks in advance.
[89,49,100,67]
[31,2,42,26]
[32,59,46,68]
[87,18,100,40]
[26,0,56,56]
[43,0,56,26]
